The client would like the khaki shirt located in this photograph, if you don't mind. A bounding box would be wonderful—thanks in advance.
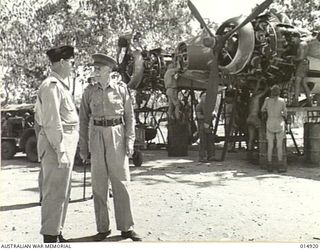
[36,71,79,153]
[261,97,287,133]
[79,77,135,157]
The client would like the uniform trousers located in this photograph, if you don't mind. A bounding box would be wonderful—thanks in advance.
[38,129,79,235]
[198,120,215,159]
[90,124,134,233]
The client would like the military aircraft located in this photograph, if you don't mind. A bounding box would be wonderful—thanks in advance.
[177,0,320,115]
[172,0,320,158]
[116,0,320,159]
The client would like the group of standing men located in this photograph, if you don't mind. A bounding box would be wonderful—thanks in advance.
[35,45,141,243]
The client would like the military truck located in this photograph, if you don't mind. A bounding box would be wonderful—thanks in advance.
[1,104,38,162]
[1,104,147,166]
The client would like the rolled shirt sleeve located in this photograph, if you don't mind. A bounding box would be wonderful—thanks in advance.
[123,87,135,147]
[39,83,65,153]
[79,88,91,158]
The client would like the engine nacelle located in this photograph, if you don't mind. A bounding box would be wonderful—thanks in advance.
[176,34,212,71]
[176,16,255,74]
[174,12,312,86]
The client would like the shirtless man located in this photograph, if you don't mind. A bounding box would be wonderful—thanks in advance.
[164,63,180,120]
[292,33,311,106]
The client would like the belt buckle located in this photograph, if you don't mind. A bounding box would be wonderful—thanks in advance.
[111,118,116,126]
[101,118,106,126]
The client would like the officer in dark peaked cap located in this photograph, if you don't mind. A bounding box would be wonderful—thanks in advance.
[35,45,79,243]
[79,53,142,241]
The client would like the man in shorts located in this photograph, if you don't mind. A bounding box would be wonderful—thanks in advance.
[261,85,287,173]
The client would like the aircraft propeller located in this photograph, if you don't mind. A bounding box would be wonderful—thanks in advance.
[188,0,273,129]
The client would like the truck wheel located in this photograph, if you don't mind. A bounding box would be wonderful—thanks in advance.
[132,150,143,167]
[25,135,38,162]
[1,141,16,160]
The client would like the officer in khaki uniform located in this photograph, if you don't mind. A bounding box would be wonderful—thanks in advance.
[79,53,141,241]
[36,45,79,243]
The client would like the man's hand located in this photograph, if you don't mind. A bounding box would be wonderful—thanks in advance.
[80,152,91,164]
[261,111,267,122]
[58,152,70,168]
[203,122,212,134]
[126,142,134,158]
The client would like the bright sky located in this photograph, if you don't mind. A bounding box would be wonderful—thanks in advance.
[192,0,266,24]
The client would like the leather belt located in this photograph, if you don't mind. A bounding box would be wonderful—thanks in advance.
[93,118,123,127]
[39,124,78,132]
[62,124,78,131]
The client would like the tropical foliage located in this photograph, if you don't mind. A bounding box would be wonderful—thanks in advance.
[1,0,319,105]
[0,0,196,105]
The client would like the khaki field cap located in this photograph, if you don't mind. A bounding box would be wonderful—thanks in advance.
[92,53,116,68]
[46,45,74,63]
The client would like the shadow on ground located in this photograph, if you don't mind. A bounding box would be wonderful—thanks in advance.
[130,149,320,187]
[68,234,130,242]
[2,149,319,198]
[0,202,40,211]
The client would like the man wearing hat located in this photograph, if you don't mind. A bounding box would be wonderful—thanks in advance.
[79,53,141,241]
[35,45,79,243]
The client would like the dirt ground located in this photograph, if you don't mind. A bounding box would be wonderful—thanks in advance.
[1,147,320,244]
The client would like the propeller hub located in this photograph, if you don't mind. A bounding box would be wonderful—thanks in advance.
[203,36,216,49]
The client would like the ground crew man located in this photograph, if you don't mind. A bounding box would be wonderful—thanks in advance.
[196,92,216,162]
[35,45,79,243]
[292,33,312,106]
[164,62,180,120]
[79,53,142,241]
[261,85,287,173]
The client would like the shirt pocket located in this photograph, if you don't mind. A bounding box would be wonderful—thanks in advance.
[90,96,103,115]
[62,96,75,111]
[109,93,123,113]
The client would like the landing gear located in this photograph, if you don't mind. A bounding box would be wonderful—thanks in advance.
[25,135,38,162]
[132,150,143,167]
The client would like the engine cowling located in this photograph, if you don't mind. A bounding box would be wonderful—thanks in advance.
[216,16,255,74]
[175,16,255,74]
[176,34,212,71]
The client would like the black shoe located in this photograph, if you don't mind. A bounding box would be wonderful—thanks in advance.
[207,156,218,162]
[93,230,111,241]
[278,168,287,173]
[58,233,69,242]
[121,230,142,241]
[266,163,273,173]
[198,157,207,163]
[43,235,58,243]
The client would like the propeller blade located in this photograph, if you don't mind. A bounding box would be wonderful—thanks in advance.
[204,58,219,127]
[188,0,214,37]
[225,0,273,40]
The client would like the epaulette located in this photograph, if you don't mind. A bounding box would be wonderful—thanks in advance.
[45,76,58,85]
[86,82,96,88]
[84,83,96,92]
[117,80,127,87]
